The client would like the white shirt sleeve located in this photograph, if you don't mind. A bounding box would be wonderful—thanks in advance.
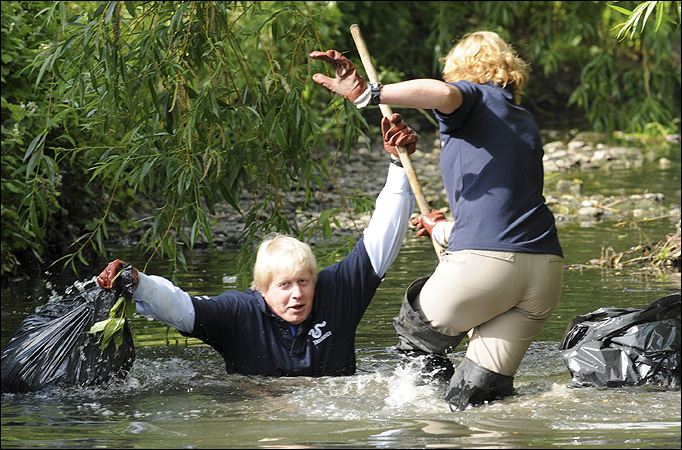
[363,163,415,277]
[128,163,413,329]
[132,272,196,333]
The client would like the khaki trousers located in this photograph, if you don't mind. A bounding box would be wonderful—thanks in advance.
[415,250,564,376]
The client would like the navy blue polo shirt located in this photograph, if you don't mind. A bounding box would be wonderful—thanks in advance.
[184,238,381,377]
[435,80,563,257]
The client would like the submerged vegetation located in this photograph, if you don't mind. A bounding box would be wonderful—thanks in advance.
[1,1,680,283]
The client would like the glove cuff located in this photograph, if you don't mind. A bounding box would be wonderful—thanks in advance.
[353,86,371,108]
[432,221,450,247]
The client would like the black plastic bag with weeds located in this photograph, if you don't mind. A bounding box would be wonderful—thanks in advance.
[560,292,681,388]
[1,265,137,393]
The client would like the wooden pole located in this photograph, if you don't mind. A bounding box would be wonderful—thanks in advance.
[350,24,443,259]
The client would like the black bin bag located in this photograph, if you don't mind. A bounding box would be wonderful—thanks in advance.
[1,266,136,393]
[560,292,680,388]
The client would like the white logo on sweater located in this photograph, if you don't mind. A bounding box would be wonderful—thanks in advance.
[308,321,332,345]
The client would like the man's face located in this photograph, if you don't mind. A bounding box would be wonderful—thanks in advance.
[261,270,315,325]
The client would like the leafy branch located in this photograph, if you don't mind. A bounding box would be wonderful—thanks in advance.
[24,1,366,283]
[609,1,681,40]
[87,268,136,350]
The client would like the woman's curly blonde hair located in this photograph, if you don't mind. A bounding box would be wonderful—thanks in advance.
[441,31,529,105]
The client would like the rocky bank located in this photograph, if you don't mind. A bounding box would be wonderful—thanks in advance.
[125,128,681,272]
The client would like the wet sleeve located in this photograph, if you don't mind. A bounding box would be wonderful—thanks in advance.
[132,273,196,333]
[362,163,415,277]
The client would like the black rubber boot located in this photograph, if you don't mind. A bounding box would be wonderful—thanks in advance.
[392,277,466,354]
[420,352,455,384]
[444,356,515,411]
[392,277,465,384]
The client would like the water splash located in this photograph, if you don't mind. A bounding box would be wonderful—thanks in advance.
[273,357,450,421]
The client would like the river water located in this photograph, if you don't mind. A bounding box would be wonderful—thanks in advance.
[2,159,681,449]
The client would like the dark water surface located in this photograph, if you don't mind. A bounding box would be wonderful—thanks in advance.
[2,160,680,449]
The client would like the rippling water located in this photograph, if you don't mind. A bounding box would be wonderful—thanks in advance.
[2,337,679,448]
[2,162,680,449]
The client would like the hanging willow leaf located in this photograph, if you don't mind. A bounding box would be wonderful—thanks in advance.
[29,1,368,283]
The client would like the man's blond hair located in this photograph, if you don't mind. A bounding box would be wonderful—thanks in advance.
[441,31,529,104]
[251,234,317,292]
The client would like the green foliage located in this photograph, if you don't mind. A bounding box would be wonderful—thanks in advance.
[88,289,136,350]
[10,1,368,284]
[2,2,45,274]
[609,1,681,40]
[2,1,99,276]
[333,1,680,135]
[569,1,681,134]
[2,1,680,283]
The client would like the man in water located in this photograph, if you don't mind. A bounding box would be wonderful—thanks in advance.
[97,113,419,377]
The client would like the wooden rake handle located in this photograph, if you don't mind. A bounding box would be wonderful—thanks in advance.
[349,24,443,259]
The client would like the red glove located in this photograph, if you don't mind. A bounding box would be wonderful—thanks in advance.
[309,50,368,103]
[411,210,446,238]
[382,113,418,156]
[97,259,139,290]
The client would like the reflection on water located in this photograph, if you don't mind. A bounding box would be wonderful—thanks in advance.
[2,340,679,448]
[2,162,681,449]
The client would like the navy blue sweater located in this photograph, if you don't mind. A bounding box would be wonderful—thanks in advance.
[185,239,381,377]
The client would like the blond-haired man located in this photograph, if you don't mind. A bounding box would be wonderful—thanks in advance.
[97,114,418,377]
